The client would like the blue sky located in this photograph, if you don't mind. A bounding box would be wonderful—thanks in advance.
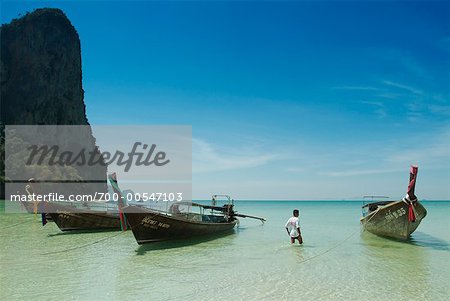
[2,1,449,199]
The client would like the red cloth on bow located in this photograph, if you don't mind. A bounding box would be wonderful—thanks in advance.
[408,203,416,222]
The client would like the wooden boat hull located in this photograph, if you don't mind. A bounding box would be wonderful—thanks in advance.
[20,201,53,221]
[360,200,427,240]
[45,202,121,232]
[123,206,238,244]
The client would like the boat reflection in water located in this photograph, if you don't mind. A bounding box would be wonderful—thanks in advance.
[360,232,432,300]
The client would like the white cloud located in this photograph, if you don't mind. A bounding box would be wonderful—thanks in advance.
[376,92,403,99]
[285,167,305,173]
[319,129,450,178]
[332,86,379,91]
[382,80,423,96]
[319,168,400,177]
[361,100,387,118]
[428,105,450,117]
[386,137,450,166]
[192,138,280,173]
[361,100,383,107]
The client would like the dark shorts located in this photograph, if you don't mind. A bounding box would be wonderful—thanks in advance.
[291,235,303,244]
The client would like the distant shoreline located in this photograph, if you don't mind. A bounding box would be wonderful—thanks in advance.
[1,199,449,202]
[182,199,450,202]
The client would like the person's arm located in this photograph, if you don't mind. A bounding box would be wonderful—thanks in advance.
[285,220,290,236]
[296,219,303,243]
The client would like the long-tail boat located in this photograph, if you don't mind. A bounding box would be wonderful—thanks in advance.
[121,195,266,244]
[20,198,54,222]
[42,201,121,231]
[360,165,427,240]
[24,180,122,232]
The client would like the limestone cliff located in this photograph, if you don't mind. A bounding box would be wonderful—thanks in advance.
[0,8,106,198]
[1,8,87,125]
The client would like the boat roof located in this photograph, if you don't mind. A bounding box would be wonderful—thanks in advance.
[172,201,230,211]
[362,200,394,208]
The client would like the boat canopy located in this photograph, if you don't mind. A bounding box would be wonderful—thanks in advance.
[361,200,393,208]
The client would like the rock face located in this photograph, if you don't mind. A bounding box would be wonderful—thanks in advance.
[1,8,87,125]
[0,8,106,198]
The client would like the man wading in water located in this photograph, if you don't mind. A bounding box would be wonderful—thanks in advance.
[285,209,303,244]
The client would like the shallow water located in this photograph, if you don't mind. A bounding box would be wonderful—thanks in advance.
[1,201,449,300]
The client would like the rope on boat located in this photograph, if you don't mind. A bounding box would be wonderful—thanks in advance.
[40,231,124,255]
[296,229,359,264]
[361,205,384,233]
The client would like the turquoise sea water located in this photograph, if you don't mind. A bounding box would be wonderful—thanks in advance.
[1,201,449,300]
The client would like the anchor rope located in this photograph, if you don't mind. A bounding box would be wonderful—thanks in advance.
[297,229,359,264]
[40,231,124,255]
[177,229,360,300]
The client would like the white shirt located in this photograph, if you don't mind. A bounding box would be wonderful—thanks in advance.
[285,216,300,237]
